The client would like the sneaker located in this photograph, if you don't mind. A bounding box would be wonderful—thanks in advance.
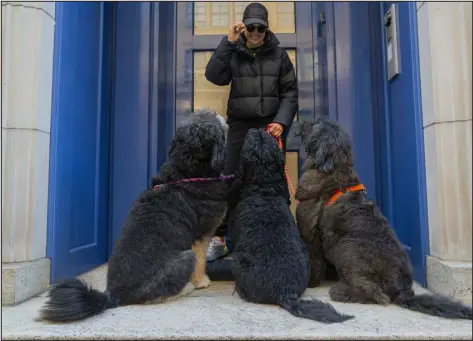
[206,237,229,262]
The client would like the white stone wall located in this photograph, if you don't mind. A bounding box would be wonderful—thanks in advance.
[417,1,472,302]
[1,1,55,304]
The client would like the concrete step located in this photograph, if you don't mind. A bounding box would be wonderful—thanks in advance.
[2,265,472,340]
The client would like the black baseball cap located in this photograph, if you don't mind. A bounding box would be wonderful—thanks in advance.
[243,3,269,27]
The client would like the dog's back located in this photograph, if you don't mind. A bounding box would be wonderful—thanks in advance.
[229,128,353,323]
[39,109,230,322]
[231,194,309,304]
[107,182,227,304]
[296,117,472,320]
[320,192,414,298]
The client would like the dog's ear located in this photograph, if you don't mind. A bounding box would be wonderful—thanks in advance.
[228,160,244,210]
[211,138,226,172]
[297,120,315,144]
[150,175,160,187]
[168,124,203,172]
[312,131,353,173]
[314,152,335,174]
[151,162,176,186]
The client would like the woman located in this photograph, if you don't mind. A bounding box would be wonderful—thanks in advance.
[205,3,298,261]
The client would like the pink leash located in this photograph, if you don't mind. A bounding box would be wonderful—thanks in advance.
[153,174,235,190]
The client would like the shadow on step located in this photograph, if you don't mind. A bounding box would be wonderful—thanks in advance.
[206,254,339,282]
[206,256,234,281]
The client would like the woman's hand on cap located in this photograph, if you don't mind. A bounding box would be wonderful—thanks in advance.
[229,21,245,43]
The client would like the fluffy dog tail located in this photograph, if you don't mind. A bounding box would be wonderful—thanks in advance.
[396,293,472,320]
[278,295,354,323]
[39,278,117,322]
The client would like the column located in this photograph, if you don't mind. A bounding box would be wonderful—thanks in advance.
[417,2,472,303]
[1,2,55,304]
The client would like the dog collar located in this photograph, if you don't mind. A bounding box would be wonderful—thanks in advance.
[325,184,366,206]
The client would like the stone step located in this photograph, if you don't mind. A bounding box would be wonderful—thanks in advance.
[2,265,472,340]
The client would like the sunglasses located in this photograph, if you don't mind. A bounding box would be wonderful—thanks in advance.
[246,24,267,33]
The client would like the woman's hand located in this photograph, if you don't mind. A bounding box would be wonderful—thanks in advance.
[228,21,245,43]
[268,123,284,138]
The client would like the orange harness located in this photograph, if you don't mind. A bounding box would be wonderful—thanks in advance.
[265,125,365,206]
[325,184,366,206]
[265,124,297,201]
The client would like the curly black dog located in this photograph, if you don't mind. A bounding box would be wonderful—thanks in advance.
[228,128,353,323]
[39,109,229,322]
[295,117,472,320]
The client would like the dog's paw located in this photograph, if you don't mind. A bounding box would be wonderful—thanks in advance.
[375,292,391,305]
[181,281,196,296]
[192,274,211,289]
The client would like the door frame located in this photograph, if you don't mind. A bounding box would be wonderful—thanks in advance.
[46,1,428,286]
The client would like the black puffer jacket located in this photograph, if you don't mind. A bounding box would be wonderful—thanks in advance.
[205,31,298,128]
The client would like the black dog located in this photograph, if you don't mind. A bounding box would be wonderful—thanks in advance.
[39,109,229,322]
[228,128,353,323]
[295,117,472,320]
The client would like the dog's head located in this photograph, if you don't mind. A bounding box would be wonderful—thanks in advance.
[236,128,286,184]
[298,117,354,173]
[169,108,228,176]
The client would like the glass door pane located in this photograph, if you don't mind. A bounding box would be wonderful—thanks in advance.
[194,2,295,35]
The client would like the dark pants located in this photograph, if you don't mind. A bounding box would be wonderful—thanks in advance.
[215,117,287,237]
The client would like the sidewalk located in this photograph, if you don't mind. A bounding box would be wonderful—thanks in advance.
[2,265,472,340]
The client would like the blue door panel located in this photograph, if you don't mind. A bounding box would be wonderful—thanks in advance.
[327,2,378,202]
[324,2,428,285]
[47,2,112,282]
[379,2,429,285]
[109,2,152,249]
[312,3,329,118]
[109,2,172,249]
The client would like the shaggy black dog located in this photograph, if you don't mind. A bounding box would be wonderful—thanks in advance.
[228,128,353,323]
[295,117,472,320]
[39,109,229,322]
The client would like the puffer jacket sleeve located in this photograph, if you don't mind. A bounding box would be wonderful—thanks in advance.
[272,50,299,129]
[205,37,237,86]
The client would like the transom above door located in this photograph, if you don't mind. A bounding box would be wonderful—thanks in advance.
[176,1,317,213]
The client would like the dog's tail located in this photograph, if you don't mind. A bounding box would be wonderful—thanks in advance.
[39,278,117,322]
[278,295,354,323]
[396,293,472,320]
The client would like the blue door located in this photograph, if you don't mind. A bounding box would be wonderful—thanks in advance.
[377,2,429,285]
[175,2,321,213]
[108,2,173,251]
[46,1,427,287]
[321,2,380,204]
[322,2,428,285]
[47,2,113,282]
